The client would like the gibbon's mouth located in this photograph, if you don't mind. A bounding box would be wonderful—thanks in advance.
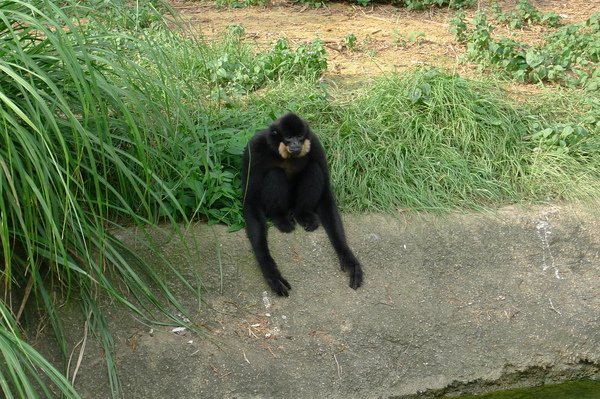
[279,139,311,159]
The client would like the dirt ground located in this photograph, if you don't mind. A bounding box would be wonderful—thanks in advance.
[171,0,598,80]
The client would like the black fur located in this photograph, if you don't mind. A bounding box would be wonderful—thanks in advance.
[242,112,364,296]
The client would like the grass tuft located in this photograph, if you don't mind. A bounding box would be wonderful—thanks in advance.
[324,70,528,211]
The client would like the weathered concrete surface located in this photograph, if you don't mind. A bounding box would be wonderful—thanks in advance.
[71,205,600,398]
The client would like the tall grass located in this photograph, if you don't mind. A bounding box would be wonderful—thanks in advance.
[0,0,207,397]
[325,71,528,211]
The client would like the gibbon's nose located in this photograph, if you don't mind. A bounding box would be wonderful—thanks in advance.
[288,143,302,156]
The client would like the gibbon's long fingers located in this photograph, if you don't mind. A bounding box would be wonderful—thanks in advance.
[266,276,292,297]
[347,258,364,290]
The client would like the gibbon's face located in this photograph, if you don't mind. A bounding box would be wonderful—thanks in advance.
[270,112,312,159]
[278,135,311,159]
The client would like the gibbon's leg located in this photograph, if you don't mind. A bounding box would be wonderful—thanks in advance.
[261,169,295,233]
[244,205,292,296]
[317,189,364,290]
[292,162,324,232]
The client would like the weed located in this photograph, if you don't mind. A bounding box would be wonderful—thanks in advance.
[391,28,406,47]
[215,0,269,8]
[0,0,327,397]
[291,0,327,7]
[392,29,426,48]
[259,38,328,82]
[450,11,468,43]
[345,33,358,51]
[450,10,600,89]
[228,24,246,36]
[404,0,475,11]
[293,0,476,8]
[491,0,562,29]
[408,31,426,43]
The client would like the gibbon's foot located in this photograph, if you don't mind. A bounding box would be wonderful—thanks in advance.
[296,212,319,232]
[342,259,363,290]
[273,215,295,233]
[266,275,292,296]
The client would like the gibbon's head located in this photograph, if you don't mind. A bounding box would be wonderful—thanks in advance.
[268,113,311,159]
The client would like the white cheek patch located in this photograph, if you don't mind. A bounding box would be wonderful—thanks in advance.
[299,139,311,157]
[278,139,311,159]
[278,142,290,159]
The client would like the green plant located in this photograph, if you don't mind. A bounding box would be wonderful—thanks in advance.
[450,10,599,88]
[258,38,328,82]
[529,124,589,151]
[325,69,530,211]
[403,0,474,11]
[391,28,406,47]
[391,29,426,48]
[345,33,358,51]
[215,0,268,8]
[325,69,600,210]
[490,0,562,29]
[0,1,212,397]
[408,31,426,43]
[228,24,246,36]
[291,0,328,7]
[450,11,468,43]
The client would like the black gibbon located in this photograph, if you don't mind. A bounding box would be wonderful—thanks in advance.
[242,112,363,296]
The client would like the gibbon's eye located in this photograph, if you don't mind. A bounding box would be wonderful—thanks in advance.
[271,129,278,136]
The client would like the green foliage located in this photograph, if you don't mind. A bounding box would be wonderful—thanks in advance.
[450,11,469,43]
[215,0,269,8]
[527,96,600,158]
[345,33,358,51]
[228,24,246,36]
[392,29,426,48]
[2,0,599,397]
[450,11,600,89]
[0,302,81,398]
[0,0,200,396]
[403,0,475,11]
[259,38,328,82]
[326,69,528,210]
[530,124,589,151]
[283,0,476,8]
[291,0,327,8]
[324,69,600,210]
[200,35,327,100]
[408,31,426,43]
[491,0,562,29]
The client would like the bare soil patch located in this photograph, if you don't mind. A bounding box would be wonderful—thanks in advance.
[171,0,597,80]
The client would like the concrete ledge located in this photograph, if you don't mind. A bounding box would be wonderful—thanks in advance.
[71,205,600,398]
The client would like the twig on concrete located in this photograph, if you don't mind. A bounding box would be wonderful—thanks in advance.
[333,353,342,379]
[549,298,562,315]
[266,346,277,359]
[243,350,250,364]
